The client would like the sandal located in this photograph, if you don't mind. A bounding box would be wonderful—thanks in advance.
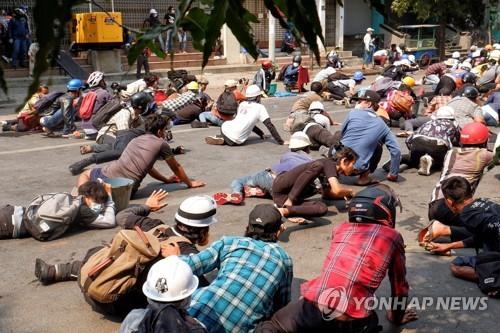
[287,217,312,225]
[213,192,230,206]
[244,186,267,198]
[418,221,436,245]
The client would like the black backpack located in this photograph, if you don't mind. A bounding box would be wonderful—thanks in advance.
[217,91,238,115]
[34,91,65,114]
[475,251,500,295]
[91,97,126,130]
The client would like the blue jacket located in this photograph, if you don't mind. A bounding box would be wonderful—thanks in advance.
[341,108,401,175]
[284,65,299,85]
[8,17,29,40]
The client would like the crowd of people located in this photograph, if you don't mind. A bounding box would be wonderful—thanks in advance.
[0,6,33,70]
[1,34,500,332]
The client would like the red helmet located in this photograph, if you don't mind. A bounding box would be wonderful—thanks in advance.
[460,123,489,145]
[262,60,273,69]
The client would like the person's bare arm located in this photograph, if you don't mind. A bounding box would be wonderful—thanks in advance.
[148,166,179,184]
[326,177,354,199]
[165,157,205,188]
[429,240,464,253]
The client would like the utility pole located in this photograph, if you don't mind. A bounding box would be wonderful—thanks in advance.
[268,11,276,62]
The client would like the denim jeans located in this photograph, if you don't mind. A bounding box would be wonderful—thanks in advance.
[40,109,63,131]
[165,30,174,52]
[230,170,273,194]
[11,38,28,68]
[404,116,431,132]
[199,111,223,126]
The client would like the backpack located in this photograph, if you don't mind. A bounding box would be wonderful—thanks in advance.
[217,91,238,115]
[78,90,97,121]
[23,193,82,241]
[79,225,190,304]
[327,72,350,82]
[91,97,125,130]
[388,90,414,119]
[34,91,65,114]
[475,251,500,295]
[370,77,400,97]
[287,111,313,133]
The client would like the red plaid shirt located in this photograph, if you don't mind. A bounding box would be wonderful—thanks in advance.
[301,222,409,318]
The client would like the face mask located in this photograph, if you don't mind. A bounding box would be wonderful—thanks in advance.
[89,203,103,214]
[293,62,299,67]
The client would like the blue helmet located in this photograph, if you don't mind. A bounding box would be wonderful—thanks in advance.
[401,54,409,60]
[353,71,365,81]
[67,79,83,91]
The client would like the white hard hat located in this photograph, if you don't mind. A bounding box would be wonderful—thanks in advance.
[142,256,198,302]
[494,44,500,50]
[175,195,218,227]
[470,45,477,51]
[87,71,104,88]
[408,54,416,63]
[472,50,481,58]
[399,59,411,67]
[452,51,460,59]
[245,84,262,98]
[149,8,158,15]
[308,101,324,111]
[367,27,374,32]
[289,132,311,149]
[224,79,238,87]
[434,106,455,120]
[460,62,472,71]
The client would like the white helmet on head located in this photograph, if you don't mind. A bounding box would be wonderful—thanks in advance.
[452,51,461,59]
[308,101,324,112]
[289,131,311,149]
[460,62,472,71]
[434,106,455,120]
[149,8,158,15]
[142,256,198,302]
[87,71,104,88]
[408,54,416,63]
[245,84,262,98]
[175,195,217,227]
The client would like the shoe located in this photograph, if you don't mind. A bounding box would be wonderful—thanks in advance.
[396,131,412,138]
[205,135,224,145]
[213,192,230,205]
[343,97,352,108]
[229,193,243,204]
[418,154,433,176]
[382,159,391,172]
[68,157,95,175]
[35,258,55,285]
[244,186,266,198]
[191,120,209,128]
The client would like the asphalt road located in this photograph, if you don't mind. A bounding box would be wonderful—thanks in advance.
[0,94,499,333]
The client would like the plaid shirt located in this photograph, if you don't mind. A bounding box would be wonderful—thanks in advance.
[160,91,196,113]
[301,222,409,318]
[425,95,451,114]
[182,236,293,333]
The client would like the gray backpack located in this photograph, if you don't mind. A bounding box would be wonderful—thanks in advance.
[24,193,82,241]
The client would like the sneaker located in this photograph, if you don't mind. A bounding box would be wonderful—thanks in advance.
[344,97,352,108]
[418,154,433,176]
[35,258,54,285]
[205,135,225,145]
[191,120,209,128]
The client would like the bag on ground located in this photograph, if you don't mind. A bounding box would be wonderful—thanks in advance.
[91,97,125,130]
[217,91,238,115]
[475,251,500,295]
[23,193,82,241]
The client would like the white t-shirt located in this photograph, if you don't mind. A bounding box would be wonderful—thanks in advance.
[331,79,356,89]
[120,79,147,100]
[221,101,270,144]
[313,67,336,82]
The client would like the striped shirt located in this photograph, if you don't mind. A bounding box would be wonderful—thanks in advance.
[182,236,293,333]
[430,147,493,202]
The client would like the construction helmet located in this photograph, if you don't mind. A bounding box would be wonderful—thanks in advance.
[462,72,476,85]
[408,54,416,63]
[289,131,311,149]
[175,195,218,227]
[348,184,402,228]
[131,91,154,114]
[353,71,365,81]
[452,51,461,59]
[245,84,262,98]
[142,256,198,302]
[308,101,324,112]
[186,81,199,91]
[66,79,83,91]
[462,86,479,99]
[87,71,104,88]
[460,123,489,145]
[402,76,416,87]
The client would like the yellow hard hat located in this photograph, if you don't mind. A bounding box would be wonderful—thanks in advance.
[186,81,199,90]
[402,76,415,88]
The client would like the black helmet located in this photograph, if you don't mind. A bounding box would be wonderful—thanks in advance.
[348,184,402,228]
[462,72,476,85]
[462,86,479,99]
[131,91,154,114]
[293,55,302,64]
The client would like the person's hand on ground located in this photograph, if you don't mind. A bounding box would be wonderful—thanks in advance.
[387,309,418,325]
[161,242,180,257]
[145,189,168,211]
[428,242,452,254]
[189,180,206,188]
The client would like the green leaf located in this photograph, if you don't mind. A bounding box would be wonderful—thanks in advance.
[225,1,259,60]
[201,0,229,67]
